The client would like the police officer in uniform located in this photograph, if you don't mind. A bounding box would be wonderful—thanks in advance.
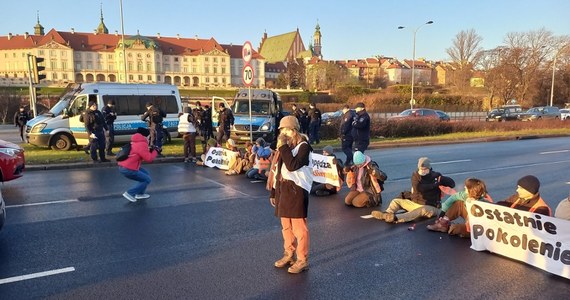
[102,99,117,156]
[339,104,355,165]
[308,102,322,144]
[141,102,166,155]
[351,102,371,152]
[83,101,109,162]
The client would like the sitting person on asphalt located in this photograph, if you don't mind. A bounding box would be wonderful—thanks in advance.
[118,127,158,202]
[311,145,344,197]
[495,175,552,216]
[246,138,272,180]
[196,138,218,166]
[555,195,570,220]
[371,157,455,223]
[343,151,383,207]
[225,139,244,175]
[426,177,491,237]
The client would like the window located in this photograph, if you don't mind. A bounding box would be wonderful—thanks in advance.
[205,77,210,83]
[76,63,81,69]
[147,75,152,81]
[183,58,187,62]
[213,57,217,63]
[146,63,151,71]
[105,95,179,116]
[174,57,179,62]
[39,50,44,55]
[129,75,134,81]
[221,67,226,74]
[214,77,218,83]
[87,62,93,69]
[138,75,143,81]
[50,61,57,69]
[183,67,188,73]
[137,53,142,58]
[213,67,217,74]
[137,62,143,71]
[205,67,209,74]
[69,95,88,117]
[61,61,67,69]
[128,62,133,71]
[63,73,68,80]
[222,58,225,63]
[108,54,113,59]
[192,67,196,73]
[52,72,58,80]
[109,64,114,71]
[157,75,161,81]
[192,58,196,62]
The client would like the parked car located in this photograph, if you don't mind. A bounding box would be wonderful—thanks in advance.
[435,110,451,121]
[518,106,561,121]
[560,109,570,120]
[486,105,523,121]
[0,189,4,231]
[321,110,343,125]
[0,139,25,182]
[390,108,440,120]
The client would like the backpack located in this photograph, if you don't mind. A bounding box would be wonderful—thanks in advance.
[116,143,132,161]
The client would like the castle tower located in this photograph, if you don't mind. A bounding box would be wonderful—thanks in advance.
[313,21,322,59]
[34,11,44,35]
[96,3,109,34]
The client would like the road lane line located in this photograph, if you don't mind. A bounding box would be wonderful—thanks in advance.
[202,177,251,197]
[0,267,75,285]
[6,199,79,209]
[431,159,471,165]
[540,150,569,155]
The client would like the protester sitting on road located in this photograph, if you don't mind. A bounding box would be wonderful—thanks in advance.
[343,151,383,207]
[246,138,272,180]
[118,127,158,203]
[371,157,455,223]
[311,145,344,197]
[554,196,570,220]
[495,175,552,216]
[224,139,244,175]
[426,177,491,237]
[269,115,312,274]
[196,138,218,166]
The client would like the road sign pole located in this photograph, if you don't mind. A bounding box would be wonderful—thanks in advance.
[249,86,252,142]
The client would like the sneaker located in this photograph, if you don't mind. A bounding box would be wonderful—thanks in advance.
[135,194,150,200]
[274,252,294,268]
[427,218,450,233]
[122,192,137,203]
[288,260,309,274]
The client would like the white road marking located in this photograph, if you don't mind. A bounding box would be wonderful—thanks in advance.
[431,159,471,165]
[202,177,251,197]
[6,199,79,209]
[250,180,265,183]
[0,267,75,285]
[360,214,374,219]
[540,150,569,155]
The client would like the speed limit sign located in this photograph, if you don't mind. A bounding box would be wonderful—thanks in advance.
[242,64,254,87]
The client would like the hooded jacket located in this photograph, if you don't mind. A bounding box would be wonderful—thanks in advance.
[411,170,455,207]
[117,133,157,171]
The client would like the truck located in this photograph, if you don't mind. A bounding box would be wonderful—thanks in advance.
[212,89,283,143]
[26,83,182,150]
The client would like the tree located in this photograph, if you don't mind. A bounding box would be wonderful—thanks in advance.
[446,29,483,92]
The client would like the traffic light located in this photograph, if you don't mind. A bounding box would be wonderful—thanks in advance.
[31,55,46,84]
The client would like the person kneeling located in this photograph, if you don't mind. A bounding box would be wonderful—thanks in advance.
[343,151,382,207]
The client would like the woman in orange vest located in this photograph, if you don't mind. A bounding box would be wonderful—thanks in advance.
[496,175,552,216]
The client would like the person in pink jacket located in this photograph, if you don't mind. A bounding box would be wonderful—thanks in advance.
[118,127,158,202]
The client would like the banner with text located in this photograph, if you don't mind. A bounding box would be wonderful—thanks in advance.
[309,153,340,187]
[204,147,239,170]
[467,200,570,279]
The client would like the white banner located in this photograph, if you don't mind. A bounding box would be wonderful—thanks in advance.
[203,147,239,170]
[309,153,340,187]
[467,200,570,279]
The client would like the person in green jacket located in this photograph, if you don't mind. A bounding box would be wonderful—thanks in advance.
[426,177,490,237]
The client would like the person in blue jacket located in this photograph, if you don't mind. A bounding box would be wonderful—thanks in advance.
[351,102,370,152]
[246,137,272,180]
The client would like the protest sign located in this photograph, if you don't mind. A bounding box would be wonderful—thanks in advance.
[309,153,340,187]
[203,147,238,170]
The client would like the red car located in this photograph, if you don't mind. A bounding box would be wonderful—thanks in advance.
[0,139,25,182]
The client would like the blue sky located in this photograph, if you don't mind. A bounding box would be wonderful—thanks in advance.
[1,0,569,61]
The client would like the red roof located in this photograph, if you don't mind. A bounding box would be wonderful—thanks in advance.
[220,44,263,60]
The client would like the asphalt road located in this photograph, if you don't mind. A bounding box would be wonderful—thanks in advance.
[1,137,570,299]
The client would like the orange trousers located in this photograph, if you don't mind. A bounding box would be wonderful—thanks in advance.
[280,217,310,261]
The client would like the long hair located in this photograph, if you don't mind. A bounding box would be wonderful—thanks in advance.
[465,177,487,199]
[286,129,308,148]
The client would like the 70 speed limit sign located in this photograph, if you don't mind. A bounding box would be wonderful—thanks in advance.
[242,64,254,87]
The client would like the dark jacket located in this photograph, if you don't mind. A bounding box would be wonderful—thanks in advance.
[411,170,455,207]
[83,109,108,135]
[496,193,551,216]
[14,110,31,127]
[308,107,322,125]
[271,141,312,218]
[201,107,213,131]
[141,105,166,126]
[193,107,204,130]
[351,110,370,142]
[340,110,355,138]
[218,108,234,131]
[102,105,117,125]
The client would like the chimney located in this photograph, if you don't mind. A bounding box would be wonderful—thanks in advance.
[71,28,75,34]
[115,30,118,36]
[177,34,180,39]
[24,32,29,39]
[157,33,160,39]
[194,35,198,40]
[7,33,12,40]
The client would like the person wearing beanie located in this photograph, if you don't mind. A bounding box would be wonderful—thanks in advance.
[311,145,344,197]
[178,105,198,163]
[351,102,371,153]
[117,127,159,202]
[343,151,383,208]
[372,156,456,224]
[246,137,272,180]
[307,102,322,145]
[339,104,355,165]
[270,113,313,274]
[496,175,552,216]
[141,102,166,156]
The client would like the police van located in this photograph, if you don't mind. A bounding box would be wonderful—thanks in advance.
[26,83,182,150]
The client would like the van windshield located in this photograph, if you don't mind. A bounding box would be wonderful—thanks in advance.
[232,100,272,115]
[47,84,83,116]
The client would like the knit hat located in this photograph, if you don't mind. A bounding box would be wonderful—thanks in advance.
[418,157,431,169]
[256,137,266,147]
[207,138,218,147]
[353,151,365,165]
[136,127,150,137]
[356,102,365,108]
[323,145,334,155]
[517,175,540,195]
[226,138,236,147]
[278,115,300,131]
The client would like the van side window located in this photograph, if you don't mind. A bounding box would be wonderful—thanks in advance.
[69,95,88,117]
[104,95,178,115]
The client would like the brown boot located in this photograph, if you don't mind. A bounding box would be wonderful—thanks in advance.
[427,218,450,233]
[274,251,294,268]
[288,259,309,274]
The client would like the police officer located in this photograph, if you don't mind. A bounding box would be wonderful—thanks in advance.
[216,103,234,145]
[339,104,355,165]
[84,101,109,163]
[351,102,371,152]
[102,99,117,156]
[13,106,31,142]
[308,102,322,144]
[141,102,166,155]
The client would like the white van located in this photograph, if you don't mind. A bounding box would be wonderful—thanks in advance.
[26,83,182,150]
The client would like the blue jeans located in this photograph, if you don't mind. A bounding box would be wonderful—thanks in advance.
[119,167,151,196]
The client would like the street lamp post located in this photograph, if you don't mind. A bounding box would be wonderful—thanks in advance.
[550,44,569,107]
[399,21,433,109]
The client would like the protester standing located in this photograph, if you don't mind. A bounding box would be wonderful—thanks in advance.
[270,115,313,274]
[118,127,158,202]
[351,102,370,152]
[308,103,322,144]
[216,103,234,145]
[178,106,198,163]
[339,104,355,165]
[13,106,31,142]
[102,99,117,156]
[83,101,109,163]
